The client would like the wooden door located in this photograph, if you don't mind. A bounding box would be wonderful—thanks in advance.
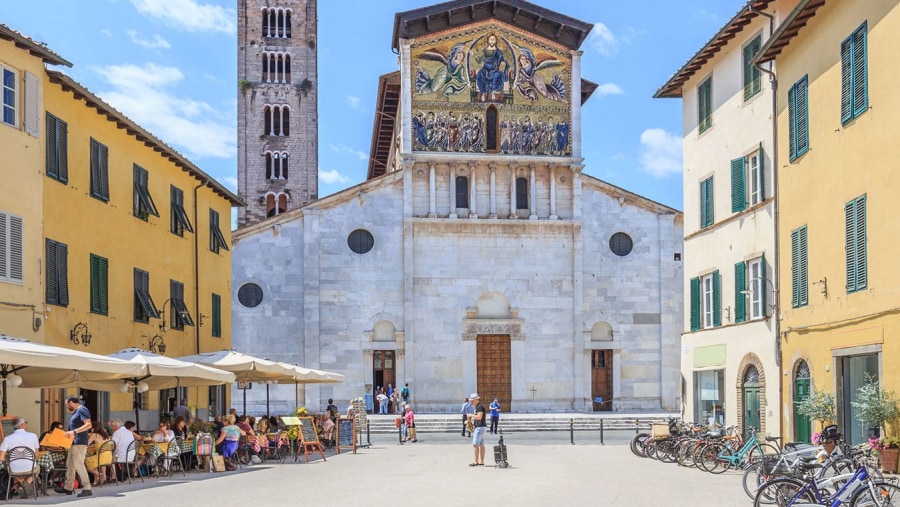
[373,350,395,391]
[743,386,760,436]
[42,388,64,430]
[794,377,811,443]
[476,335,511,411]
[591,350,612,411]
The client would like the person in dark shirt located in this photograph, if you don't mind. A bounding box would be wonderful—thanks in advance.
[54,396,93,497]
[466,393,487,466]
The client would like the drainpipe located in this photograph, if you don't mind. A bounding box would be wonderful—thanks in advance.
[750,2,782,439]
[193,183,203,356]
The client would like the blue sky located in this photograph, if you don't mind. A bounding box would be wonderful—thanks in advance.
[4,1,744,215]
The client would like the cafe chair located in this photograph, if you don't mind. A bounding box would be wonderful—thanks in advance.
[43,447,67,494]
[261,432,284,463]
[116,440,143,484]
[157,438,186,477]
[194,434,215,473]
[5,446,39,500]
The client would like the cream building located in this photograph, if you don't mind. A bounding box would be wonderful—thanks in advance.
[656,1,798,436]
[232,0,684,415]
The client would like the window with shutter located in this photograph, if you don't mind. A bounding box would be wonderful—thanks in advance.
[90,254,108,315]
[133,164,159,220]
[700,177,714,228]
[841,23,868,124]
[24,71,38,137]
[743,35,762,101]
[690,277,700,331]
[169,279,194,330]
[212,293,222,338]
[750,146,764,205]
[731,157,746,213]
[701,273,714,328]
[170,186,193,236]
[1,66,16,128]
[134,268,160,322]
[791,226,808,307]
[712,270,721,327]
[698,78,712,133]
[748,257,764,319]
[90,138,110,201]
[0,213,23,284]
[734,262,746,323]
[45,239,69,306]
[788,76,809,161]
[845,195,867,293]
[46,113,69,183]
[209,209,229,254]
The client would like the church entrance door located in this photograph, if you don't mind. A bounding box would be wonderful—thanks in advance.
[591,350,613,411]
[476,334,511,412]
[373,350,395,398]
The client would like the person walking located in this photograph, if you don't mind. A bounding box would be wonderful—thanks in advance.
[489,398,501,434]
[54,396,93,497]
[400,383,411,404]
[404,404,417,443]
[460,398,473,437]
[467,393,487,466]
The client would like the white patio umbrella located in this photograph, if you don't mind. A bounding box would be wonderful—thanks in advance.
[0,335,145,415]
[275,364,345,411]
[75,348,235,429]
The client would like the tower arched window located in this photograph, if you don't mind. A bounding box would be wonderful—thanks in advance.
[455,176,469,209]
[263,105,272,136]
[263,105,290,136]
[265,151,289,180]
[266,192,288,218]
[278,193,288,213]
[266,193,276,217]
[516,177,529,209]
[282,54,291,83]
[261,8,292,39]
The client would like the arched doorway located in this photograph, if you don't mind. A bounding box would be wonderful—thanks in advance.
[742,365,761,436]
[793,360,811,443]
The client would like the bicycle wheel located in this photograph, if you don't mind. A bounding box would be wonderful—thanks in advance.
[707,442,733,474]
[676,441,699,468]
[698,442,726,474]
[747,443,781,467]
[849,481,900,507]
[753,478,814,507]
[743,457,780,501]
[657,439,677,463]
[630,432,650,457]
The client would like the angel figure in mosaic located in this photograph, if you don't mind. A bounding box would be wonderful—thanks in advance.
[415,43,469,97]
[513,46,566,103]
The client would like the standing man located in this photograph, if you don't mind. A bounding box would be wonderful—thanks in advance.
[460,398,472,437]
[489,398,501,434]
[467,393,486,466]
[0,417,40,498]
[54,396,92,497]
[172,399,191,425]
[400,383,411,405]
[325,398,339,423]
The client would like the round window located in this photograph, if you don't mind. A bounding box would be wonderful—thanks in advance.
[348,229,374,254]
[609,232,633,257]
[237,283,264,308]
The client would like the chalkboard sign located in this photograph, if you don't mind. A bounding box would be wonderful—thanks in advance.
[298,417,318,444]
[336,417,355,454]
[0,416,15,445]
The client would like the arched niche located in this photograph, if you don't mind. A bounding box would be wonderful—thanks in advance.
[590,322,613,342]
[476,292,510,319]
[373,320,396,342]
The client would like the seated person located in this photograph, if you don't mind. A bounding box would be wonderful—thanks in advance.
[39,421,64,445]
[319,415,335,448]
[152,421,175,443]
[84,421,111,486]
[236,416,256,437]
[110,419,138,479]
[256,417,270,435]
[0,417,40,499]
[214,415,245,459]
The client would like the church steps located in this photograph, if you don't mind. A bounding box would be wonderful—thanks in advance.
[357,413,676,434]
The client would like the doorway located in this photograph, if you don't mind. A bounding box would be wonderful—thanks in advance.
[373,350,395,410]
[476,334,511,411]
[793,360,811,443]
[591,350,613,411]
[742,365,761,437]
[841,354,879,445]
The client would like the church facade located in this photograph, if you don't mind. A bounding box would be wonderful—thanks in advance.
[232,0,684,415]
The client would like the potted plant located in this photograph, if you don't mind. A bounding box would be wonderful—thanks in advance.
[797,388,835,430]
[868,436,900,473]
[851,374,899,438]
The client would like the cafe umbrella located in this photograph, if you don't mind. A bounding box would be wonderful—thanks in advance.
[75,348,235,430]
[0,334,145,415]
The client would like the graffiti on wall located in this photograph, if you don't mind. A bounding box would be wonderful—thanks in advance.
[410,23,572,155]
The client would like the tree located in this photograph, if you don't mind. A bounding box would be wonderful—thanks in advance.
[851,374,899,436]
[796,388,836,428]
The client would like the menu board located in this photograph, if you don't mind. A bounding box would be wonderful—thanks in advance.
[0,416,15,445]
[298,417,318,444]
[336,417,355,454]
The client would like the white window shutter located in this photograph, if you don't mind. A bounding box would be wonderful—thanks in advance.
[0,212,7,280]
[25,72,40,137]
[9,215,23,282]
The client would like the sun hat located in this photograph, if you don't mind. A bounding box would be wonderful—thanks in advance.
[470,393,480,399]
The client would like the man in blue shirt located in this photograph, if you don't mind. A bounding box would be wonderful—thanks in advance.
[489,398,501,434]
[54,396,93,497]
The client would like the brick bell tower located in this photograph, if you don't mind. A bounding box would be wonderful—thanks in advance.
[237,0,318,228]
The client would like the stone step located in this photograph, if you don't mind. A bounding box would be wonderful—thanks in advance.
[356,413,676,434]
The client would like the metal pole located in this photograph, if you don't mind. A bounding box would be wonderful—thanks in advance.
[1,378,7,416]
[366,420,371,446]
[635,419,640,434]
[398,417,403,445]
[242,387,247,415]
[266,384,270,416]
[569,418,574,445]
[600,419,605,445]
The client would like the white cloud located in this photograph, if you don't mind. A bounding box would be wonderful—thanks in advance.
[100,29,113,37]
[93,62,235,160]
[594,83,624,97]
[222,176,238,192]
[587,22,621,57]
[130,0,236,35]
[639,128,682,178]
[328,144,368,161]
[127,30,171,49]
[319,168,350,185]
[345,95,361,109]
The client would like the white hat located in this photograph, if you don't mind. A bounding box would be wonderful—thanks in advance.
[470,393,480,399]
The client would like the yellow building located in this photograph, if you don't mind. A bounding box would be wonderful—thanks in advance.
[756,0,900,444]
[1,23,241,430]
[0,25,71,426]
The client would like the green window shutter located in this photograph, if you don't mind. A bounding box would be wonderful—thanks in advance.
[791,229,800,307]
[788,85,797,160]
[690,277,700,331]
[699,78,712,133]
[712,270,721,327]
[845,199,857,292]
[90,254,108,315]
[760,253,767,316]
[46,240,57,304]
[700,177,714,228]
[743,36,761,101]
[212,293,222,337]
[46,112,58,180]
[57,243,68,306]
[699,180,708,228]
[798,227,808,306]
[841,36,853,123]
[854,196,867,291]
[731,157,746,213]
[796,77,809,156]
[758,144,765,200]
[734,262,746,323]
[852,24,868,118]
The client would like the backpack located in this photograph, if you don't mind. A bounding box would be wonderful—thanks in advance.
[400,387,410,399]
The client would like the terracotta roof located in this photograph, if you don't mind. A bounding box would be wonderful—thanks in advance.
[47,71,243,207]
[392,0,593,52]
[755,0,826,65]
[654,1,771,99]
[0,23,72,67]
[367,72,402,180]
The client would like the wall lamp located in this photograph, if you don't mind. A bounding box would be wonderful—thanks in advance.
[158,298,192,332]
[740,277,778,313]
[149,334,167,355]
[70,322,92,347]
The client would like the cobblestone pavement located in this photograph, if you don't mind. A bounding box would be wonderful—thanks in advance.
[17,436,752,506]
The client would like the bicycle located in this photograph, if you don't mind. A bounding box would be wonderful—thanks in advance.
[698,426,778,474]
